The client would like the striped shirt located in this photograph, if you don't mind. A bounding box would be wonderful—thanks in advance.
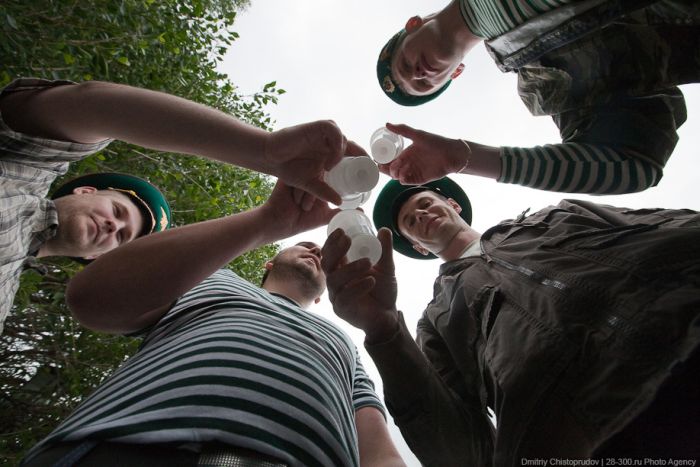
[459,0,661,194]
[24,269,385,467]
[0,78,111,335]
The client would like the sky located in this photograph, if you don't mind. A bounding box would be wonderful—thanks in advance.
[220,1,700,464]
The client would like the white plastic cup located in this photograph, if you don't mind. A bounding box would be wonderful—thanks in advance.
[327,210,382,265]
[370,127,404,164]
[324,156,379,209]
[338,191,372,210]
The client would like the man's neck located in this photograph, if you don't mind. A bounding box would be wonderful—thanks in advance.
[439,0,484,51]
[437,228,481,262]
[263,280,312,310]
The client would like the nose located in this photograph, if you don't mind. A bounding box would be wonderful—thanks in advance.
[413,63,427,79]
[104,218,126,236]
[104,219,117,233]
[308,245,322,258]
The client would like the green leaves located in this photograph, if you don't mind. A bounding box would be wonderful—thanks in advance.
[0,0,286,462]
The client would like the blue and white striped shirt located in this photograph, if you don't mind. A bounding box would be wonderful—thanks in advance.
[24,269,384,467]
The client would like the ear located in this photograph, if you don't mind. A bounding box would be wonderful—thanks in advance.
[72,186,98,195]
[314,297,321,305]
[450,63,465,80]
[405,16,423,33]
[446,198,462,214]
[412,243,431,256]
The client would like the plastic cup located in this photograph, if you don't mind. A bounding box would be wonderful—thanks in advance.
[327,210,382,264]
[370,127,404,164]
[325,157,379,195]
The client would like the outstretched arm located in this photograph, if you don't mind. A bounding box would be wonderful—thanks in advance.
[0,80,345,204]
[380,88,676,195]
[322,228,493,466]
[67,182,337,333]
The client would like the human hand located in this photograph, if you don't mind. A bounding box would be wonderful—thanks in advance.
[261,180,339,239]
[322,227,399,343]
[378,123,468,185]
[265,120,349,206]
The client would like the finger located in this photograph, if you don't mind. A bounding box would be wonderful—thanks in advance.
[300,191,316,212]
[326,258,373,293]
[321,228,352,272]
[378,163,392,176]
[292,187,304,205]
[397,163,421,186]
[334,276,376,304]
[386,122,421,140]
[375,228,396,275]
[345,140,370,157]
[389,159,404,180]
[320,120,345,170]
[305,179,342,206]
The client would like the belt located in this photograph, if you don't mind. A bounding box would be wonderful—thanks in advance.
[198,445,286,467]
[23,441,287,467]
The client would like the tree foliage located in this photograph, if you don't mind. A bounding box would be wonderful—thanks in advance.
[0,1,286,462]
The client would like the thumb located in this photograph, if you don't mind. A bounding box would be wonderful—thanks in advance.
[376,228,396,275]
[377,162,394,177]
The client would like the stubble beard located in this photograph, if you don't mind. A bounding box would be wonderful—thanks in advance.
[271,260,325,301]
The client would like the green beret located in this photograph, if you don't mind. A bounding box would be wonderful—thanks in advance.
[377,29,451,107]
[373,178,471,260]
[52,172,171,236]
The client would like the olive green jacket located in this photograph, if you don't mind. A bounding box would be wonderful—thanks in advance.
[367,200,700,466]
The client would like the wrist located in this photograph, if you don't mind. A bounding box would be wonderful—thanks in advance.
[364,311,400,345]
[456,139,472,174]
[250,204,287,243]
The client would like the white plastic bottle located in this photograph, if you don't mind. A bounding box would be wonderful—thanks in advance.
[327,210,382,265]
[324,156,379,209]
[370,127,404,164]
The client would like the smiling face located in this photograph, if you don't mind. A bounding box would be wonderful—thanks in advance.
[43,187,145,259]
[390,16,465,96]
[396,190,467,256]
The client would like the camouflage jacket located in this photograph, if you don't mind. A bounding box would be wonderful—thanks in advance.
[483,0,699,169]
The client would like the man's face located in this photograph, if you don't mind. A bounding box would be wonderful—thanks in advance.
[396,191,466,256]
[270,242,326,298]
[390,16,464,96]
[49,187,145,259]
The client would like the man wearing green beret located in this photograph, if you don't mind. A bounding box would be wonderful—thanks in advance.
[376,0,699,195]
[322,178,700,464]
[0,77,351,335]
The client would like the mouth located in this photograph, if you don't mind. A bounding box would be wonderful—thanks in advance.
[425,216,441,235]
[420,54,438,74]
[302,255,321,269]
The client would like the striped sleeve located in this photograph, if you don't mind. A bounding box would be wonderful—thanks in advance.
[460,0,574,39]
[351,348,386,418]
[499,143,661,194]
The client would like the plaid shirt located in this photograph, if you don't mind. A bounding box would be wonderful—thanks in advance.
[0,78,111,335]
